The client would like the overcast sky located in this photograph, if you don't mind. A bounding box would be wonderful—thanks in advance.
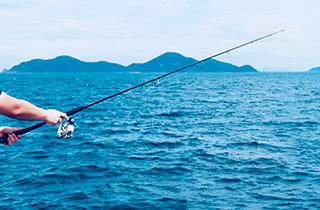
[0,0,319,72]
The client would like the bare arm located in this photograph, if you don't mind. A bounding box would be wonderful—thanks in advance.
[0,92,68,125]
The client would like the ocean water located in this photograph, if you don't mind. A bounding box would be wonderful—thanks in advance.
[1,72,320,209]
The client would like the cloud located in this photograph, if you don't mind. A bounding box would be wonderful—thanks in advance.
[0,0,319,71]
[48,18,80,31]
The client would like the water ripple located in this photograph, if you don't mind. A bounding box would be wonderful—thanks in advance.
[1,73,320,209]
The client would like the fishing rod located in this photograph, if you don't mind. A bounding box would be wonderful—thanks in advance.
[0,28,290,144]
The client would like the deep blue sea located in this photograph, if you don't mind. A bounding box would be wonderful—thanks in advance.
[1,72,320,209]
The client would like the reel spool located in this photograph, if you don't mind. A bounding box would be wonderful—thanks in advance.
[57,118,77,138]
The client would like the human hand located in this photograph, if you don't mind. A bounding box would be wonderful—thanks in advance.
[0,127,22,146]
[44,109,69,126]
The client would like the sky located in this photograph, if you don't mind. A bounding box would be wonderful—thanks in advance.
[0,0,319,72]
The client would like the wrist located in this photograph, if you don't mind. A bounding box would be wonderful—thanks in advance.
[40,109,49,122]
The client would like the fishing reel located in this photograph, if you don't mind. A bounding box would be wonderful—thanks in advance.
[57,118,77,138]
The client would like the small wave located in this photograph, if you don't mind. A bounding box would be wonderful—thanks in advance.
[13,177,36,187]
[24,150,50,159]
[228,141,260,147]
[37,172,91,184]
[157,111,184,117]
[195,149,215,158]
[149,166,191,176]
[266,175,282,181]
[155,197,188,209]
[108,204,139,210]
[79,141,109,149]
[224,186,236,191]
[142,141,184,149]
[105,129,132,135]
[262,120,319,127]
[248,192,285,201]
[163,131,184,138]
[217,178,242,183]
[127,156,147,160]
[195,98,219,103]
[292,171,309,177]
[27,202,67,210]
[283,178,301,183]
[66,164,108,174]
[248,157,284,166]
[69,192,89,200]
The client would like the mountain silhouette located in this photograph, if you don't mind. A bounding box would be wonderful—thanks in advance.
[4,52,258,73]
[309,67,320,72]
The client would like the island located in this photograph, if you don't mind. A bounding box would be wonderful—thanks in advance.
[309,67,320,72]
[3,52,258,73]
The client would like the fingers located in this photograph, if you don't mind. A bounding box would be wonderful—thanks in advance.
[61,112,69,122]
[4,133,19,146]
[0,127,22,146]
[57,112,68,125]
[44,109,68,126]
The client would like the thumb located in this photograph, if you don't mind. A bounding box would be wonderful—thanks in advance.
[10,128,23,132]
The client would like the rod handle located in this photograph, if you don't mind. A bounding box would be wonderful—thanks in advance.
[0,122,46,145]
[0,134,8,144]
[0,132,17,144]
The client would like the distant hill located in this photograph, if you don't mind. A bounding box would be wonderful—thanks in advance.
[309,67,320,72]
[3,52,258,73]
[126,52,197,72]
[4,55,125,73]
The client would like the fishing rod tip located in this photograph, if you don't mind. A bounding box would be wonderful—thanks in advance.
[283,27,293,31]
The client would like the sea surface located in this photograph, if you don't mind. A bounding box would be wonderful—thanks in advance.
[1,72,320,209]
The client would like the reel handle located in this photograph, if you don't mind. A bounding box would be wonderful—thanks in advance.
[68,118,76,124]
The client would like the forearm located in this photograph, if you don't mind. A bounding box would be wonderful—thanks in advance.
[0,92,47,121]
[7,99,48,121]
[0,92,68,125]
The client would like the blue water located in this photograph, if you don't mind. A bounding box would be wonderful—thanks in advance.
[1,72,320,209]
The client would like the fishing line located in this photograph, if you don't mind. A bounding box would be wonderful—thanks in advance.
[0,28,290,144]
